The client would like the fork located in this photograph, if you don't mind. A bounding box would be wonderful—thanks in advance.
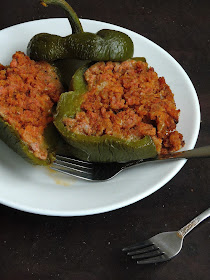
[122,208,210,264]
[51,145,210,181]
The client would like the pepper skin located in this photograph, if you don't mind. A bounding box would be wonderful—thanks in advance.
[27,0,134,62]
[0,118,59,165]
[54,60,157,163]
[53,58,90,90]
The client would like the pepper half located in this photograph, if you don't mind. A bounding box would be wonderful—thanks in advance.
[54,60,157,162]
[0,52,64,165]
[27,0,134,62]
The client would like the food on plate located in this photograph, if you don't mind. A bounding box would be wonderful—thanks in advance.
[54,59,184,162]
[0,52,63,165]
[0,1,184,165]
[27,0,134,62]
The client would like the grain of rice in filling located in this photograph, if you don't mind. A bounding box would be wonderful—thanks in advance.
[63,60,184,154]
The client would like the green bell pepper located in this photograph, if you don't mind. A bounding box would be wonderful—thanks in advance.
[54,60,157,162]
[27,0,134,62]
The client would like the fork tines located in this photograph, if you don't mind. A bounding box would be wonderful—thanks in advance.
[122,240,167,264]
[51,155,94,180]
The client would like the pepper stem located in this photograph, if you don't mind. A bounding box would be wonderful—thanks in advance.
[41,0,83,34]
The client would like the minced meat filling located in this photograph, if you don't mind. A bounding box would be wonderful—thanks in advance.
[0,52,63,160]
[63,60,184,154]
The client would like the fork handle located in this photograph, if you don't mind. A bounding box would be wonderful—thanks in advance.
[158,145,210,160]
[178,208,210,238]
[123,145,210,169]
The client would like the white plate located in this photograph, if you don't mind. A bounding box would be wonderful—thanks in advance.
[0,18,200,216]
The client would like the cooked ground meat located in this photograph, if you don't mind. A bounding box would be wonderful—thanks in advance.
[63,60,184,154]
[0,52,63,160]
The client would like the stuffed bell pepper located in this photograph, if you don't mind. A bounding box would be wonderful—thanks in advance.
[54,59,184,162]
[0,52,63,165]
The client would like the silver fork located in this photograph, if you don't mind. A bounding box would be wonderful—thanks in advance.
[122,208,210,264]
[51,145,210,181]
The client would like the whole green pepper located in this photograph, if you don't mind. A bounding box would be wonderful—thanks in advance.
[27,0,134,62]
[54,60,157,162]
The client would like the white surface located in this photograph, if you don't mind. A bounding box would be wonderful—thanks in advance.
[0,18,200,216]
